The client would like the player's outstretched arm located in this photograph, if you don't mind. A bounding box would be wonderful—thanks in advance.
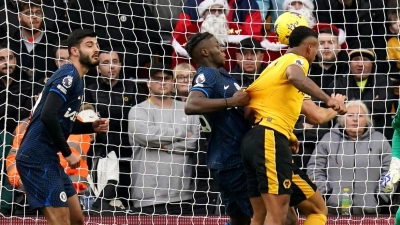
[301,94,347,125]
[185,90,249,115]
[286,65,346,114]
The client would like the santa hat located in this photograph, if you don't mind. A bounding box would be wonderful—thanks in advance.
[78,109,99,123]
[313,23,347,49]
[197,0,230,17]
[282,0,314,10]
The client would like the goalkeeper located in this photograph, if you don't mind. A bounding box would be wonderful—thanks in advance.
[381,108,400,224]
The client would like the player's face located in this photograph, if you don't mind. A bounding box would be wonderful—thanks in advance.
[78,37,100,68]
[208,37,226,67]
[350,56,372,81]
[55,48,69,68]
[19,6,43,32]
[149,72,174,96]
[98,51,121,80]
[0,48,16,76]
[317,33,340,62]
[236,49,264,74]
[345,105,367,137]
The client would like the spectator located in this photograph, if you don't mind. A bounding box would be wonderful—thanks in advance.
[231,38,266,88]
[260,0,315,64]
[172,0,263,70]
[128,63,200,215]
[310,23,348,91]
[63,0,161,78]
[386,7,400,81]
[173,63,196,102]
[8,0,58,83]
[314,0,387,64]
[0,45,33,133]
[0,0,66,41]
[307,100,392,215]
[84,49,145,213]
[327,40,394,138]
[53,40,69,69]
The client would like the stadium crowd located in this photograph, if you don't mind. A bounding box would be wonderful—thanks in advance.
[0,0,400,220]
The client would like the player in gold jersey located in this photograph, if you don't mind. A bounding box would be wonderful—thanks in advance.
[241,26,347,225]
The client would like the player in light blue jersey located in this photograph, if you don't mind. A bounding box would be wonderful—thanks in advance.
[16,29,108,225]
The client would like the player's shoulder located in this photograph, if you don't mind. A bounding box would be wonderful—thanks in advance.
[282,53,308,69]
[194,67,219,83]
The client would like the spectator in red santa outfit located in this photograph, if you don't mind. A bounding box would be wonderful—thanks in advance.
[171,0,262,71]
[260,0,315,64]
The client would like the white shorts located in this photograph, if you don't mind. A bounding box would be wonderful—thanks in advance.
[96,151,120,194]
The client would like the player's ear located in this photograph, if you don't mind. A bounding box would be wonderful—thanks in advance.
[200,48,209,57]
[70,46,79,57]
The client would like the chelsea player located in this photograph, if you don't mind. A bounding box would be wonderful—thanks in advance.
[184,32,252,225]
[16,29,109,225]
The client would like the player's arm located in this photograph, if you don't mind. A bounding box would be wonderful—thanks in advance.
[286,65,331,103]
[185,90,249,115]
[301,94,347,125]
[40,92,72,158]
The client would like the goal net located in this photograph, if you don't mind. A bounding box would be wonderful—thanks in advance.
[0,0,399,224]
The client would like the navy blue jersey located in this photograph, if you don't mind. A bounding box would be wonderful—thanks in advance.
[17,63,84,164]
[190,67,251,170]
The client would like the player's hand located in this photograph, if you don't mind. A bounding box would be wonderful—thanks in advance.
[331,93,347,103]
[93,118,109,133]
[66,154,80,169]
[326,98,347,115]
[289,138,300,154]
[231,90,250,107]
[381,157,400,193]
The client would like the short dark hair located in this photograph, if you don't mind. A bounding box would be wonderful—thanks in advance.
[67,29,97,55]
[53,39,68,58]
[318,27,339,37]
[185,32,214,60]
[288,26,318,48]
[17,0,42,12]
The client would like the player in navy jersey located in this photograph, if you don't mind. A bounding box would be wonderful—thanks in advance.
[184,32,251,225]
[16,29,108,225]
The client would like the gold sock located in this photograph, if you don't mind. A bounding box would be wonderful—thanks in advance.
[303,214,327,225]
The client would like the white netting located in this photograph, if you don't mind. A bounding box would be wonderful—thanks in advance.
[0,0,400,224]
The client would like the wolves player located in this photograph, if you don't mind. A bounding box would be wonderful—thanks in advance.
[184,32,252,225]
[16,29,108,225]
[382,106,400,225]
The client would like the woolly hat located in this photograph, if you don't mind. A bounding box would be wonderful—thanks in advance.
[313,23,346,48]
[282,0,314,10]
[78,109,100,123]
[197,0,230,17]
[347,39,375,62]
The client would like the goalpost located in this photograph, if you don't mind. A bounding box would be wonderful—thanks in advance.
[0,0,399,224]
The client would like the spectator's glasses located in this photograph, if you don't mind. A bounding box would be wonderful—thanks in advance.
[151,76,173,83]
[176,74,194,83]
[207,8,225,15]
[0,55,15,63]
[21,10,43,17]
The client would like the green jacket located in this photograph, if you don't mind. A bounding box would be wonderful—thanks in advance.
[0,131,14,215]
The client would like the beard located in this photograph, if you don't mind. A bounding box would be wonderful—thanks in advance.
[288,6,316,28]
[79,50,99,68]
[201,14,229,45]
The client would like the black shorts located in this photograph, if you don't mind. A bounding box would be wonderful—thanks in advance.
[240,125,317,206]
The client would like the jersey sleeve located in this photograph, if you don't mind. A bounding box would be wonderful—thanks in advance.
[392,104,400,133]
[288,56,310,76]
[48,70,79,102]
[190,71,217,98]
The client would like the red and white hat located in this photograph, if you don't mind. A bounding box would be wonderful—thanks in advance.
[197,0,230,17]
[313,23,347,49]
[282,0,314,10]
